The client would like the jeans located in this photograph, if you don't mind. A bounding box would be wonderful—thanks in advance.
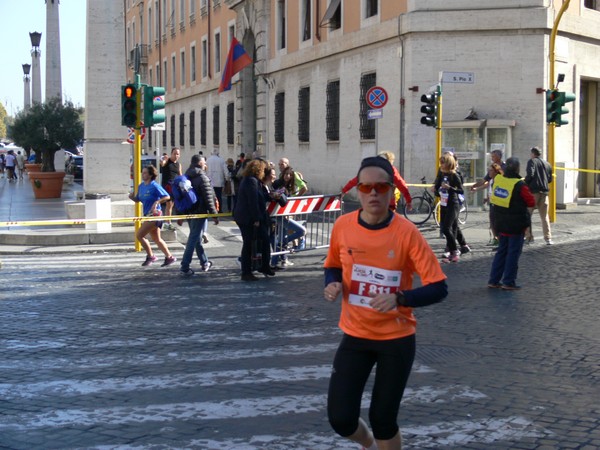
[180,218,208,270]
[271,217,306,265]
[488,233,525,286]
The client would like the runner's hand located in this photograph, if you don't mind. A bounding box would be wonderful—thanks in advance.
[324,282,342,302]
[368,292,397,313]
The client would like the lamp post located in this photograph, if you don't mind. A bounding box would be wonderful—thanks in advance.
[22,63,31,110]
[29,31,42,104]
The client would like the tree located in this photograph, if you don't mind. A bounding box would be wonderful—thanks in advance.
[11,98,84,172]
[0,101,7,139]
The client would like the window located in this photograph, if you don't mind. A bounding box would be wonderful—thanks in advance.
[213,106,220,146]
[200,108,207,146]
[277,0,286,50]
[149,126,153,147]
[180,50,186,85]
[202,37,208,78]
[585,0,600,10]
[156,63,161,86]
[170,115,176,147]
[180,0,185,25]
[189,110,195,146]
[214,31,221,73]
[274,92,285,143]
[170,0,176,32]
[162,0,167,35]
[171,55,176,89]
[359,73,376,140]
[227,102,234,145]
[326,80,340,141]
[190,0,196,17]
[365,0,378,18]
[149,68,153,85]
[228,24,235,45]
[191,45,196,82]
[155,0,160,43]
[179,113,185,146]
[321,0,341,30]
[298,87,310,142]
[162,129,167,147]
[148,7,153,45]
[201,0,208,15]
[301,0,311,42]
[163,60,168,91]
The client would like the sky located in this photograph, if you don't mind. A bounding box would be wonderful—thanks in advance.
[0,0,86,117]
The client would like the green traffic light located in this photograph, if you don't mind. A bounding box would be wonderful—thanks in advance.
[547,90,576,127]
[143,85,166,127]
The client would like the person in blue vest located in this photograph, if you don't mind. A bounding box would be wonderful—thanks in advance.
[487,157,535,290]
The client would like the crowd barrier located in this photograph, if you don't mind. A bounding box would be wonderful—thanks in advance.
[268,194,343,259]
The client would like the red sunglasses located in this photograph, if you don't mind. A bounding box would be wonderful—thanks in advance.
[357,182,393,194]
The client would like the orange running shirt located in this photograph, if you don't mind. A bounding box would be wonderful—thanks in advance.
[324,211,447,341]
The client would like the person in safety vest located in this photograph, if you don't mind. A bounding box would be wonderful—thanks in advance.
[487,157,535,291]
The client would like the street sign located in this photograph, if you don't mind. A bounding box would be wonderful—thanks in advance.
[366,86,388,109]
[442,72,475,84]
[126,125,146,144]
[368,109,383,120]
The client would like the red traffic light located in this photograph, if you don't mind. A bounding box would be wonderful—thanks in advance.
[124,85,136,99]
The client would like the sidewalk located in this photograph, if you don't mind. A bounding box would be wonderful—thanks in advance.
[2,172,600,255]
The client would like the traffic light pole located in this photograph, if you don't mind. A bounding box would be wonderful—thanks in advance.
[436,83,443,169]
[548,0,570,223]
[133,74,142,252]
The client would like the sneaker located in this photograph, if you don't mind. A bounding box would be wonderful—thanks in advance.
[501,284,521,291]
[545,239,554,245]
[202,261,213,272]
[142,255,158,266]
[448,254,460,263]
[202,234,209,244]
[487,238,499,247]
[280,259,294,268]
[442,251,451,258]
[460,245,471,254]
[161,256,177,267]
[487,283,502,289]
[180,267,195,276]
[241,273,259,282]
[176,219,184,226]
[525,236,534,245]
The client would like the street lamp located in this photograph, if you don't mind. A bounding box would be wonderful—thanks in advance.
[29,31,42,49]
[22,63,31,110]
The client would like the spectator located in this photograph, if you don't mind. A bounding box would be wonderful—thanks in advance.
[278,157,308,196]
[323,156,447,450]
[179,155,219,276]
[524,146,553,245]
[224,158,236,213]
[16,151,26,180]
[4,150,17,182]
[471,149,506,246]
[159,147,183,230]
[234,159,275,281]
[434,153,464,262]
[129,165,177,267]
[342,151,412,211]
[488,157,535,290]
[207,149,230,212]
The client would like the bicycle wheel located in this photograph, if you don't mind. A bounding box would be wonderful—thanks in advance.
[403,196,432,225]
[458,202,468,225]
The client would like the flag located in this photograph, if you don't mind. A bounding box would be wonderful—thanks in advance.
[218,37,253,93]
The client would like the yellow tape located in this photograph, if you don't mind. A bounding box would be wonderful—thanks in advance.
[554,166,600,174]
[0,213,232,228]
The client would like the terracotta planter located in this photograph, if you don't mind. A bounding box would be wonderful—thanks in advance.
[29,172,66,199]
[25,163,43,174]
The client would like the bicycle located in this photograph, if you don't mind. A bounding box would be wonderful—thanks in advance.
[403,177,468,226]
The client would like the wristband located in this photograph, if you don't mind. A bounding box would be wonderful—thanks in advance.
[395,291,405,307]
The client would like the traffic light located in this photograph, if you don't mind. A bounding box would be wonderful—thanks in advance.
[143,85,166,127]
[420,92,438,127]
[547,90,576,127]
[121,84,138,127]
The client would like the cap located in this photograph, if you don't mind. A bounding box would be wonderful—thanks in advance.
[358,156,394,179]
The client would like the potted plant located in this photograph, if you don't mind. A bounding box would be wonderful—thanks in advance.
[11,98,84,198]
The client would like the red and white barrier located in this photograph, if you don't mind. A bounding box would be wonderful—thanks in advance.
[267,194,342,217]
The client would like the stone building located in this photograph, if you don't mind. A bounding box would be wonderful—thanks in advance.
[125,0,600,203]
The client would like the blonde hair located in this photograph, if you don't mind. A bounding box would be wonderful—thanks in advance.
[378,151,395,165]
[440,154,457,174]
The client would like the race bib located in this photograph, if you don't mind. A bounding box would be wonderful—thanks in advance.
[440,190,449,207]
[348,264,401,310]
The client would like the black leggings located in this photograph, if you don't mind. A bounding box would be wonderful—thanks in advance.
[327,333,416,441]
[440,203,459,253]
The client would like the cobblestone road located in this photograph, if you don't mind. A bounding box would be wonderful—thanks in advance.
[1,220,599,449]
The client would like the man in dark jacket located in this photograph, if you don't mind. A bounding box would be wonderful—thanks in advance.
[524,146,553,244]
[488,157,535,291]
[179,155,219,276]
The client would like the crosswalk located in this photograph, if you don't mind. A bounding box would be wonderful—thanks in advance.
[0,253,551,449]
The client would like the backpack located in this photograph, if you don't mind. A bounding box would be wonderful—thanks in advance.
[171,175,198,214]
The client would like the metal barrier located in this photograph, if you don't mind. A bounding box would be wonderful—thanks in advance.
[268,194,343,260]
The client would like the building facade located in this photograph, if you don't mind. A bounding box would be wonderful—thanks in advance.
[125,0,600,202]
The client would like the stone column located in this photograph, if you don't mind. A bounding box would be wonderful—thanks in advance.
[29,32,42,104]
[84,0,130,199]
[45,0,63,102]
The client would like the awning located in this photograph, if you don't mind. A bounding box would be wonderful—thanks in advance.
[320,0,342,28]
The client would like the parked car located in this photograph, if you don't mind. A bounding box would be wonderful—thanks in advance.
[67,155,84,180]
